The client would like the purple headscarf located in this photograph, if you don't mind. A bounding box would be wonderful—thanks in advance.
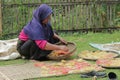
[23,4,53,41]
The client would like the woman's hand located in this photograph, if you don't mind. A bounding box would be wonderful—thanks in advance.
[53,33,67,44]
[59,45,69,52]
[59,38,67,44]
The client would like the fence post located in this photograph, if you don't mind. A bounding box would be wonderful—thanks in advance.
[0,0,2,35]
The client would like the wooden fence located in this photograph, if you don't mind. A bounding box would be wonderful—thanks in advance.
[0,0,120,36]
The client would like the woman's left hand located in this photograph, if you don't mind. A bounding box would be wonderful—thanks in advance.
[53,33,67,44]
[59,38,67,44]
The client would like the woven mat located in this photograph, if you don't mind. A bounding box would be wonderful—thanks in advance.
[0,62,42,80]
[0,59,104,80]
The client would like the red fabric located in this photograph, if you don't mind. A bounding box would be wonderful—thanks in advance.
[19,30,28,41]
[35,40,47,50]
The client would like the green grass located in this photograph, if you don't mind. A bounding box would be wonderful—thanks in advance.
[0,31,120,80]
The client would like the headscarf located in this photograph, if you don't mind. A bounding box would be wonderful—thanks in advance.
[23,4,53,41]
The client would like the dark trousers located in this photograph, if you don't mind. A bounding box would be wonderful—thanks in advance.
[17,38,59,60]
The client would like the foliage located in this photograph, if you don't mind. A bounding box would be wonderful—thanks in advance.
[0,0,120,39]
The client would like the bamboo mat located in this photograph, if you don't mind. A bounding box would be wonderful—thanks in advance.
[0,59,104,80]
[0,62,42,80]
[0,60,71,80]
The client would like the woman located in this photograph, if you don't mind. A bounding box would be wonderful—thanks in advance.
[17,4,69,60]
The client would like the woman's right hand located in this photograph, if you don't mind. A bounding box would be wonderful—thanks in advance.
[59,45,69,52]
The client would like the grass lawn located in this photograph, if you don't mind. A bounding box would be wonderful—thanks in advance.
[0,31,120,80]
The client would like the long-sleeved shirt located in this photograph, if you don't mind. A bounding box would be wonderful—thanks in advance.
[19,30,47,50]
